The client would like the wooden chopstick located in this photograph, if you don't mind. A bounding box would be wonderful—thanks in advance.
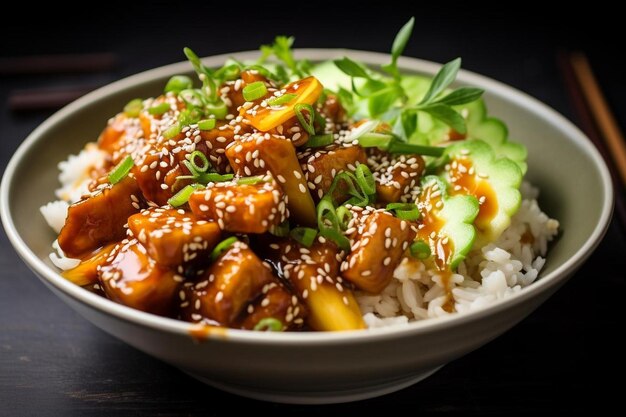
[8,85,99,111]
[570,53,626,186]
[558,51,626,233]
[0,53,117,75]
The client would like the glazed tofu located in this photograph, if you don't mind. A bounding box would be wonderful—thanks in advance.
[297,143,367,200]
[61,243,118,287]
[132,149,179,206]
[188,178,287,234]
[341,208,417,293]
[58,176,144,258]
[277,239,365,331]
[226,134,316,226]
[238,283,306,331]
[181,242,275,325]
[368,152,425,204]
[99,239,181,316]
[128,207,221,267]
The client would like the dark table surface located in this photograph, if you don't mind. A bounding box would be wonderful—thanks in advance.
[1,4,624,415]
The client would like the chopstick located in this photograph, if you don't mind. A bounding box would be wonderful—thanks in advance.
[8,85,99,111]
[0,53,117,75]
[570,53,626,186]
[558,51,626,232]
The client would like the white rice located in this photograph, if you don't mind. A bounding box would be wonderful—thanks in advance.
[41,142,104,270]
[358,181,559,328]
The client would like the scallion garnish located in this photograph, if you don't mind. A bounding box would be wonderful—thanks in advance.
[336,206,352,229]
[355,164,376,195]
[267,93,297,106]
[167,183,203,207]
[305,134,333,148]
[108,155,134,185]
[242,81,268,101]
[197,119,216,131]
[237,176,265,185]
[123,98,143,118]
[316,197,351,251]
[270,221,290,237]
[162,123,182,139]
[410,240,431,260]
[386,202,421,221]
[186,151,210,174]
[253,318,284,332]
[290,227,317,247]
[179,89,206,108]
[148,102,171,116]
[294,103,316,135]
[357,133,393,148]
[164,75,193,94]
[387,141,445,157]
[210,236,239,261]
[205,101,228,119]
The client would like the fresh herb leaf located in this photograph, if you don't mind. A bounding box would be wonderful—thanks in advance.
[382,17,415,79]
[334,57,372,79]
[431,87,484,106]
[418,104,467,133]
[419,57,462,105]
[400,109,418,139]
[368,87,400,117]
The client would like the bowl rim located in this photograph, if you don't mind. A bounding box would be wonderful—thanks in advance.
[0,49,614,345]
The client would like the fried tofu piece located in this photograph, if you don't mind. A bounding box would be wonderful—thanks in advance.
[132,149,179,205]
[99,239,181,316]
[226,134,316,226]
[188,178,287,234]
[368,152,425,204]
[127,207,221,267]
[58,176,144,258]
[238,283,306,331]
[181,242,275,325]
[61,243,117,287]
[341,208,417,293]
[297,143,367,200]
[276,239,365,331]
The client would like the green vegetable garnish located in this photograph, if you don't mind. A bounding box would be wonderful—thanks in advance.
[294,103,316,135]
[242,81,268,102]
[253,318,284,332]
[164,75,193,93]
[197,119,216,131]
[162,123,182,139]
[210,236,239,261]
[148,102,170,116]
[409,240,431,260]
[237,175,265,185]
[108,155,134,185]
[123,98,143,118]
[290,227,317,247]
[306,134,334,148]
[270,220,290,237]
[386,202,420,221]
[167,183,203,207]
[267,93,297,106]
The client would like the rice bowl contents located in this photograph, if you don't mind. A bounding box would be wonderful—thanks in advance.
[40,18,559,332]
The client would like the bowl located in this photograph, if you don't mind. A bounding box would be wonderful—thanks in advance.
[0,49,613,404]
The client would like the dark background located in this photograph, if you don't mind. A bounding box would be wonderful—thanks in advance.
[1,2,624,415]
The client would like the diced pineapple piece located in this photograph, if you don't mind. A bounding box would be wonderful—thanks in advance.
[61,243,117,287]
[58,176,144,258]
[341,208,417,293]
[128,207,221,267]
[279,239,365,331]
[188,178,287,233]
[98,239,181,315]
[297,143,367,200]
[225,134,316,226]
[181,242,275,325]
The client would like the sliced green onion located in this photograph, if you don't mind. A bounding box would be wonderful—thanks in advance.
[197,119,216,131]
[196,173,234,184]
[267,93,297,106]
[148,102,171,115]
[355,164,376,195]
[290,227,317,247]
[306,134,333,148]
[237,176,265,185]
[123,98,143,117]
[186,151,210,173]
[294,103,316,135]
[167,183,203,207]
[410,240,431,260]
[347,120,379,141]
[336,206,352,230]
[316,197,351,251]
[319,227,351,252]
[270,221,290,237]
[179,89,206,108]
[162,123,182,139]
[108,155,134,185]
[178,109,202,127]
[314,111,327,132]
[211,236,239,261]
[358,132,393,148]
[205,101,228,119]
[388,141,445,157]
[386,202,420,221]
[253,318,284,332]
[164,75,193,93]
[242,81,268,101]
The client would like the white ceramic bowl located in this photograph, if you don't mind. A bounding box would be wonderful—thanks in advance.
[0,50,613,404]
